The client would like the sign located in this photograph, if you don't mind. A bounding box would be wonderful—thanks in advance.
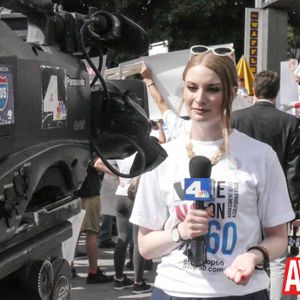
[105,43,234,120]
[245,9,260,75]
[282,257,300,295]
[149,40,169,56]
[0,65,14,125]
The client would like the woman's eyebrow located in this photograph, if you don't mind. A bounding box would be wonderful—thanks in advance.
[185,81,222,86]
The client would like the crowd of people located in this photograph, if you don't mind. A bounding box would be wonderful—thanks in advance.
[71,46,300,300]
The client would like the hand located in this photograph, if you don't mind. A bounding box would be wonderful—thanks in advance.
[93,157,102,168]
[140,62,153,80]
[156,119,164,128]
[292,218,300,228]
[177,207,213,240]
[224,252,256,285]
[288,59,298,72]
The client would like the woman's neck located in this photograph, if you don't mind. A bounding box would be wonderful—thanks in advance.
[190,121,224,141]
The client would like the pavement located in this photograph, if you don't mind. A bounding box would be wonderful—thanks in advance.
[71,236,300,300]
[71,236,158,300]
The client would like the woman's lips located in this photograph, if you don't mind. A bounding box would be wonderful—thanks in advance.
[192,107,210,113]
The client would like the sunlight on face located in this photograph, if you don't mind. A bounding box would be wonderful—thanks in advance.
[183,65,224,125]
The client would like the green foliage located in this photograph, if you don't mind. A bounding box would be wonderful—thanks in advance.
[287,25,300,59]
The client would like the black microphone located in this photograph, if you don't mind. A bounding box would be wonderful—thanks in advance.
[90,12,149,55]
[188,156,212,267]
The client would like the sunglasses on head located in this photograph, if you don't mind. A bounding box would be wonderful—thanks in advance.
[190,45,235,57]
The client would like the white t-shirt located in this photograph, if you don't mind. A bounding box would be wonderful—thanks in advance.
[114,154,136,196]
[232,94,253,111]
[100,174,118,216]
[130,129,294,298]
[163,110,191,141]
[237,87,248,97]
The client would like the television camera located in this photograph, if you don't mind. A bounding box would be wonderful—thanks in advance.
[0,0,167,298]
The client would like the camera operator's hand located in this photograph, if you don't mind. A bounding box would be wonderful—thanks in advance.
[288,59,298,73]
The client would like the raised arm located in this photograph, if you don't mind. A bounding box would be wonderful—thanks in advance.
[288,59,300,83]
[140,62,170,113]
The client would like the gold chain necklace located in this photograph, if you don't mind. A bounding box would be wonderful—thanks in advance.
[186,137,226,166]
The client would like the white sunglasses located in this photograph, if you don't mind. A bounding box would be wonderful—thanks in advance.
[190,45,235,57]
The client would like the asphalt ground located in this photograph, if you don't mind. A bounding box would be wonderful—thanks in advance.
[71,236,158,300]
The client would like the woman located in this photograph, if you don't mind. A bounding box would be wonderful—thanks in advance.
[130,52,294,299]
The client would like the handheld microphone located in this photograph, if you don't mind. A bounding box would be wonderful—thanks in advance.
[186,156,212,266]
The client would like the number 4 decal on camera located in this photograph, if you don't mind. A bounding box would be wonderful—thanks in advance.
[41,65,67,129]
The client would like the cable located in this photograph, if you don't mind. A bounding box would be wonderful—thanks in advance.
[90,48,103,88]
[80,12,147,178]
[90,135,146,178]
[79,20,109,99]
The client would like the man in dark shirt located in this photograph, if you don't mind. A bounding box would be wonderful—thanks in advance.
[74,159,113,284]
[231,70,300,300]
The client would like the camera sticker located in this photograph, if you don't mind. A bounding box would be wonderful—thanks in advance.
[0,65,14,126]
[41,65,67,129]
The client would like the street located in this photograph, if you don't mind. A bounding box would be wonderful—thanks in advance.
[71,237,157,300]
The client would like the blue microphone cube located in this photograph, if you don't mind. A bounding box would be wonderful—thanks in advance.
[184,178,211,201]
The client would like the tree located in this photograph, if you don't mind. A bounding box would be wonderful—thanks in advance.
[64,0,255,66]
[287,12,300,59]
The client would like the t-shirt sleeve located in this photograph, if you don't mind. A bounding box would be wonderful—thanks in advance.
[258,152,295,228]
[163,110,186,140]
[130,168,169,230]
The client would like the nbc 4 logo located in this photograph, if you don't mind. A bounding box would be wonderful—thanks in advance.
[282,257,300,295]
[183,178,211,201]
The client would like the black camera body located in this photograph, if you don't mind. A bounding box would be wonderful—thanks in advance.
[0,15,91,283]
[0,2,167,297]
